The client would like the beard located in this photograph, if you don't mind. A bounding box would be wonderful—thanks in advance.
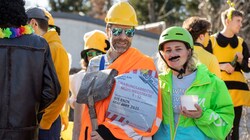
[112,38,131,54]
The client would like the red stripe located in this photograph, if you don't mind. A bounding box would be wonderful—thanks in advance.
[155,71,158,78]
[105,111,111,117]
[133,70,137,74]
[118,117,125,122]
[110,114,118,121]
[148,70,152,76]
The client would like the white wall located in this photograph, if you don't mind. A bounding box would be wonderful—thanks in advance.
[53,12,159,68]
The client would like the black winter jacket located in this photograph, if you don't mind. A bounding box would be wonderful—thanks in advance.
[0,34,61,140]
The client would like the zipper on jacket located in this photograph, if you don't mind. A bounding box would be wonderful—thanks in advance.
[171,87,191,140]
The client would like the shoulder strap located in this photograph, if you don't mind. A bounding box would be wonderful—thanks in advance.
[99,55,105,70]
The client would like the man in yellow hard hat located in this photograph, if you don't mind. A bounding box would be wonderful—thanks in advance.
[78,1,162,140]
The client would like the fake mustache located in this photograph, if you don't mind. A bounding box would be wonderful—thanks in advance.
[169,56,180,61]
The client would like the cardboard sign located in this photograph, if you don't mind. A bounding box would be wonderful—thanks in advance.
[107,69,158,132]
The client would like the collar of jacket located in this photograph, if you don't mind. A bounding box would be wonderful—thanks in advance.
[215,32,238,48]
[159,63,212,88]
[194,42,205,48]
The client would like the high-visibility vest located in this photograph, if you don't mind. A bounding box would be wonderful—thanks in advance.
[79,47,162,140]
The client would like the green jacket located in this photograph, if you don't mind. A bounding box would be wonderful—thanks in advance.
[154,64,234,140]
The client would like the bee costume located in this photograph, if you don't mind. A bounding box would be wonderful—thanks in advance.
[205,1,250,139]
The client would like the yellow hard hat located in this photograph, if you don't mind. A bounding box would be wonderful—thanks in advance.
[43,9,55,25]
[81,30,108,58]
[105,1,138,27]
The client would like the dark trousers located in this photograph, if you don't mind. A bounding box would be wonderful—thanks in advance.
[227,106,242,140]
[38,113,61,140]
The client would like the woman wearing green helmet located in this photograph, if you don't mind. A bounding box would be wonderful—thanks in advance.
[158,26,195,79]
[153,26,234,140]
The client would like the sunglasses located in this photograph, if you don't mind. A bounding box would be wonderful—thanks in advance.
[111,28,135,37]
[86,51,102,57]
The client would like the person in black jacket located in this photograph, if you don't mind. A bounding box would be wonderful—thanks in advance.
[0,0,61,140]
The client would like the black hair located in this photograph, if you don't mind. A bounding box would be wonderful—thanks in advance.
[0,0,28,27]
[183,17,211,42]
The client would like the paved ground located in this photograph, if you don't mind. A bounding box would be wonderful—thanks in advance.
[238,73,250,140]
[240,106,250,140]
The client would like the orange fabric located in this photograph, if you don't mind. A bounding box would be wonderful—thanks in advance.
[40,30,69,129]
[79,48,162,140]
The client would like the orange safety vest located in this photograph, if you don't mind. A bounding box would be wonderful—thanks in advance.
[79,47,162,140]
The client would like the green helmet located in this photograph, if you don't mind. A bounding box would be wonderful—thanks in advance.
[158,26,193,50]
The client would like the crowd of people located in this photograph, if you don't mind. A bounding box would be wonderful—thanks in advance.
[1,0,250,140]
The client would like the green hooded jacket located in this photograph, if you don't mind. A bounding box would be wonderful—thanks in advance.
[154,64,234,140]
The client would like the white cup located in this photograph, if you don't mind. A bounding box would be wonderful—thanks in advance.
[180,95,198,110]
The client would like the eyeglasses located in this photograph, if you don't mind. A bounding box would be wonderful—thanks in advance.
[86,51,102,57]
[111,28,135,37]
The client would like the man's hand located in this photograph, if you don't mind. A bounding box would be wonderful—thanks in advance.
[180,104,202,119]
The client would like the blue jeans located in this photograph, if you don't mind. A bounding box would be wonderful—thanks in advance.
[38,114,61,140]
